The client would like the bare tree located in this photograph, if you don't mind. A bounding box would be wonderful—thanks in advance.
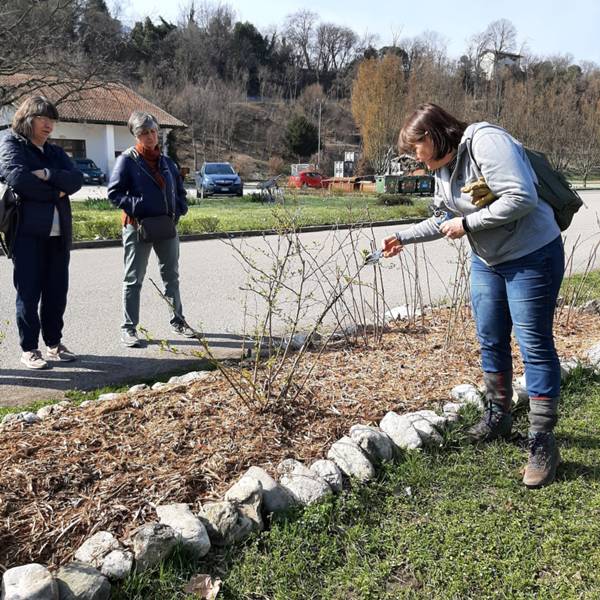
[283,9,318,72]
[0,0,123,106]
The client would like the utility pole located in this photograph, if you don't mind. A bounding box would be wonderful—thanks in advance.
[317,99,322,169]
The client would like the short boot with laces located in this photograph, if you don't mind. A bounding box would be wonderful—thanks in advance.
[523,431,560,488]
[523,397,560,488]
[467,370,513,442]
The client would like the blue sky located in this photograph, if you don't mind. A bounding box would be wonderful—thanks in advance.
[121,0,600,64]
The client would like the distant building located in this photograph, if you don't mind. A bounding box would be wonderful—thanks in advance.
[480,50,522,80]
[0,74,186,179]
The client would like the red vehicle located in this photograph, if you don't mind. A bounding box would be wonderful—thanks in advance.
[288,170,324,189]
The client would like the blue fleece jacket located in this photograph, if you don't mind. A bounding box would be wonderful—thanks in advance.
[107,147,188,221]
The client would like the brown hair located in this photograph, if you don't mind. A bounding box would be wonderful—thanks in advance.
[398,103,467,160]
[12,96,59,140]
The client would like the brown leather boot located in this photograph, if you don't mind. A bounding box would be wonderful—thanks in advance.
[467,370,513,442]
[522,432,560,488]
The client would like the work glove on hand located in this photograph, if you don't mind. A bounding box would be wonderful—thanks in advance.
[461,176,497,208]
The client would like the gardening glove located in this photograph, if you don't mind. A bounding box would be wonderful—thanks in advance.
[461,176,497,208]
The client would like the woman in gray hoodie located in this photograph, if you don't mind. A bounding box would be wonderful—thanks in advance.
[382,103,564,489]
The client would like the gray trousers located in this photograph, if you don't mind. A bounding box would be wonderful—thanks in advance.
[121,224,184,332]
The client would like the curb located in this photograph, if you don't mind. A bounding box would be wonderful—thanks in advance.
[70,218,426,251]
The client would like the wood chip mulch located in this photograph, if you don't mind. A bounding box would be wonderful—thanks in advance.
[1,308,599,571]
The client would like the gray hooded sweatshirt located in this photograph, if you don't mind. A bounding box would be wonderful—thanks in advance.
[395,122,560,266]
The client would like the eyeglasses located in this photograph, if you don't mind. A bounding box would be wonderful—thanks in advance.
[33,116,56,125]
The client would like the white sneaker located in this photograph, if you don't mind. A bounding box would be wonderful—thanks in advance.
[46,343,77,362]
[21,350,49,370]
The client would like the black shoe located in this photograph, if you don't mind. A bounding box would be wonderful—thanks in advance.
[467,408,512,442]
[523,432,560,488]
[171,323,199,338]
[121,330,141,348]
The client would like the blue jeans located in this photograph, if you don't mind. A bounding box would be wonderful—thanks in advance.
[471,236,564,398]
[12,234,70,351]
[121,225,184,332]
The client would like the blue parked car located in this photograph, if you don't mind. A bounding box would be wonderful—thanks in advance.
[195,162,243,198]
[73,157,105,184]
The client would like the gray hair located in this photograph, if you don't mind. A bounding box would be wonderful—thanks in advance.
[128,111,159,137]
[12,95,59,140]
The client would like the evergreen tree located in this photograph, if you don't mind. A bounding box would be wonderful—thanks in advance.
[284,114,319,159]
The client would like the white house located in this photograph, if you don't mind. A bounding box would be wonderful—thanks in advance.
[480,50,522,80]
[0,74,186,179]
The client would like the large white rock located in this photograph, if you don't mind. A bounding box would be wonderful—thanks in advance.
[380,412,423,450]
[199,501,253,546]
[156,503,211,557]
[239,466,295,513]
[96,393,122,402]
[580,299,600,314]
[2,413,21,426]
[128,383,149,394]
[100,549,133,581]
[37,405,57,420]
[74,531,120,568]
[1,563,58,600]
[450,384,484,408]
[131,523,177,572]
[327,436,376,482]
[411,417,443,444]
[309,459,343,493]
[349,424,395,462]
[408,410,448,428]
[442,402,465,421]
[384,304,421,321]
[21,412,41,424]
[585,342,600,369]
[224,477,264,532]
[151,382,169,391]
[55,562,111,600]
[560,359,580,380]
[168,371,211,385]
[277,459,332,505]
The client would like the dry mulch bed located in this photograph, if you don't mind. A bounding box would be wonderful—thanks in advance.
[1,308,599,571]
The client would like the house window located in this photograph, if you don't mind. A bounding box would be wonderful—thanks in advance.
[50,138,86,158]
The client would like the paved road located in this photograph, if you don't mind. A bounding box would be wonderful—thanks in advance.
[1,191,599,406]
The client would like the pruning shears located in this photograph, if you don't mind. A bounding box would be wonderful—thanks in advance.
[364,249,383,265]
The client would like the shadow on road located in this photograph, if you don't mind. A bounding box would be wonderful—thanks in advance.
[0,332,249,406]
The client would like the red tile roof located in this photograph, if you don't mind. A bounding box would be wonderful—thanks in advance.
[0,74,185,128]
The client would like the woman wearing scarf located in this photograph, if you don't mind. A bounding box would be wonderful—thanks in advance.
[108,111,193,347]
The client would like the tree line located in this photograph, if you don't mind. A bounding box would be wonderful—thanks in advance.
[1,3,598,179]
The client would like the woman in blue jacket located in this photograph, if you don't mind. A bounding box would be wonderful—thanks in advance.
[0,96,83,369]
[108,111,192,348]
[382,103,564,489]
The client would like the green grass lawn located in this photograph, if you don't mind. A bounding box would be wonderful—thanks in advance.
[561,270,600,305]
[71,195,431,241]
[112,368,600,600]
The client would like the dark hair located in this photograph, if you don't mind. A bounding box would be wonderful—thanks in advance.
[12,96,59,140]
[398,103,467,160]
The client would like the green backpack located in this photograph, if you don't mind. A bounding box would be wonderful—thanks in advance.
[523,148,583,231]
[468,127,583,231]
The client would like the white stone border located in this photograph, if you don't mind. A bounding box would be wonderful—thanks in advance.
[2,343,599,599]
